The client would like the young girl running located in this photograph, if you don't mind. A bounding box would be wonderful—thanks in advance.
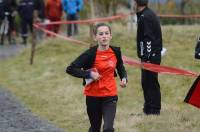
[66,23,128,132]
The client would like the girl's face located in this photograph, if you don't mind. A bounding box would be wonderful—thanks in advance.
[95,26,112,49]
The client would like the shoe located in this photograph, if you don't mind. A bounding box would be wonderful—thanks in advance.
[21,39,27,45]
[144,112,160,116]
[22,37,27,45]
[143,108,160,115]
[21,41,26,45]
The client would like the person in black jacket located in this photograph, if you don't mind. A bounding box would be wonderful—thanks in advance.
[34,0,45,40]
[0,0,4,24]
[34,0,45,21]
[66,23,127,132]
[134,0,163,115]
[0,0,17,45]
[18,0,35,45]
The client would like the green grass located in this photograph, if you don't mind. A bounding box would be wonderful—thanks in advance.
[0,24,200,132]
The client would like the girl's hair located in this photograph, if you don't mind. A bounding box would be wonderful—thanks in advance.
[93,23,112,35]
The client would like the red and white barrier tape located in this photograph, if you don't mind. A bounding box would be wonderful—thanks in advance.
[158,14,200,19]
[37,13,200,26]
[122,56,199,77]
[34,24,89,46]
[33,16,199,78]
[37,14,127,26]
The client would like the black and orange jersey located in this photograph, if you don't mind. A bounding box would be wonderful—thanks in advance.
[84,48,117,97]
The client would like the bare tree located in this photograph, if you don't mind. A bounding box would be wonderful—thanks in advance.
[180,0,191,23]
[94,0,120,16]
[112,0,118,16]
[89,0,96,47]
[180,0,190,15]
[156,0,161,13]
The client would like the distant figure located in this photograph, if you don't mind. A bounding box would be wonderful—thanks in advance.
[34,0,45,21]
[0,0,4,25]
[45,0,62,36]
[18,0,35,45]
[66,23,127,132]
[134,0,163,115]
[0,0,17,45]
[62,0,83,37]
[0,0,5,45]
[34,0,45,40]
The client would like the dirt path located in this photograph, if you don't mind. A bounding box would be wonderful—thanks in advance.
[0,45,65,132]
[0,44,26,59]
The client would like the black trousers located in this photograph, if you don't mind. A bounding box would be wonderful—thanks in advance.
[66,14,78,37]
[20,18,33,38]
[86,96,118,132]
[141,53,161,115]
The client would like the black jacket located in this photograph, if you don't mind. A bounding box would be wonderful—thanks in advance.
[0,0,17,19]
[136,7,162,61]
[34,0,45,19]
[66,45,127,85]
[0,0,3,20]
[18,0,34,20]
[2,0,17,13]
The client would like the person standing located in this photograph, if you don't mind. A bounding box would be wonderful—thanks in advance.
[34,0,45,21]
[66,23,128,132]
[18,0,35,45]
[34,0,45,40]
[134,0,163,115]
[0,0,4,24]
[0,0,17,45]
[62,0,83,37]
[45,0,62,36]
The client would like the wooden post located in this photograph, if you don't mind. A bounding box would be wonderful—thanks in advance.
[30,30,36,65]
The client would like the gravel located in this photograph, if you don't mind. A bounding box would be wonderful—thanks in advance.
[0,44,25,59]
[0,45,65,132]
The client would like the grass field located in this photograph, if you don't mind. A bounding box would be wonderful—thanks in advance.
[0,24,200,132]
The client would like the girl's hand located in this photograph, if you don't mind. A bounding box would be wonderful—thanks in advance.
[120,78,127,88]
[90,69,101,81]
